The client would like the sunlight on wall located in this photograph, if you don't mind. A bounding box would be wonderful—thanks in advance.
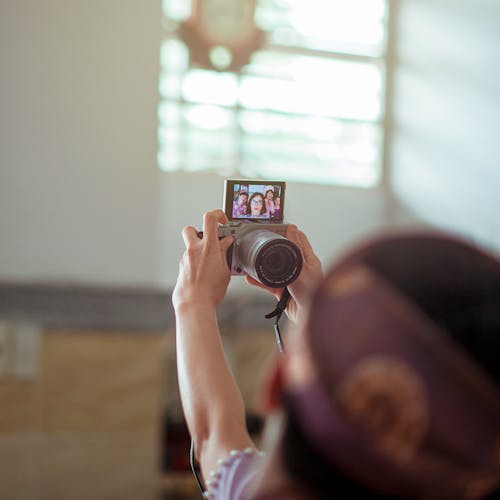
[158,0,388,187]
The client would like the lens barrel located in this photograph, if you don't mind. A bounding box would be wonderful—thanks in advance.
[238,230,303,288]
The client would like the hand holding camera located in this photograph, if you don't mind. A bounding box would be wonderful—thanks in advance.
[246,223,323,323]
[174,180,321,321]
[172,209,234,311]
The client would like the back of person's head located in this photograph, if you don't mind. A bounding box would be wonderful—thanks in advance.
[282,231,500,499]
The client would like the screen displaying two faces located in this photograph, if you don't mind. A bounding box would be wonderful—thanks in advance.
[225,180,286,222]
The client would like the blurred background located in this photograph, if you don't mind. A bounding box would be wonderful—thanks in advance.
[0,0,499,498]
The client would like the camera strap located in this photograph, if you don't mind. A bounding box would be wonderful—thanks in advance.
[265,287,291,353]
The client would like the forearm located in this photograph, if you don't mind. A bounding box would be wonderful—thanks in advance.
[175,302,251,461]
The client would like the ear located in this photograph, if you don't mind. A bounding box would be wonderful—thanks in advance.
[260,356,285,413]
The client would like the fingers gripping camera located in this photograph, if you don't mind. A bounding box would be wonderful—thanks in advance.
[221,179,303,288]
[219,221,303,288]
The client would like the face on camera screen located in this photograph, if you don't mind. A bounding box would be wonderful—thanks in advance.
[225,180,285,222]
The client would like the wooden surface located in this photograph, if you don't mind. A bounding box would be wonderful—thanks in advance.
[0,328,275,499]
[0,329,167,499]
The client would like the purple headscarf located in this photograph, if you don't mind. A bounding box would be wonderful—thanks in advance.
[287,231,500,499]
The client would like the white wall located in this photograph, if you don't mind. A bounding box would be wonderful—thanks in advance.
[0,0,164,286]
[390,0,500,253]
[0,1,410,290]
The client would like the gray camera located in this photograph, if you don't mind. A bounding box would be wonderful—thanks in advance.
[220,180,303,288]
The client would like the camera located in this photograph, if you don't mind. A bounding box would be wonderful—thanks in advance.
[219,179,303,288]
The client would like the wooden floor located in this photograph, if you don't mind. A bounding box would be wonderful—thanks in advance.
[0,328,275,499]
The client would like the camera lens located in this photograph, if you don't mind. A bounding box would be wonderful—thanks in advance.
[255,240,303,287]
[238,229,303,288]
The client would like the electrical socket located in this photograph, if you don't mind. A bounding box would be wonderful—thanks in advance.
[0,323,13,376]
[15,323,40,379]
[0,327,6,375]
[0,322,40,380]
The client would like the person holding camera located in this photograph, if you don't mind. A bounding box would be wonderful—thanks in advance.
[173,209,500,499]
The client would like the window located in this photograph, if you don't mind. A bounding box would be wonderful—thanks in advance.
[158,0,388,187]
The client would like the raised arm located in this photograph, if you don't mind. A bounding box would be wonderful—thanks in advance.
[172,210,254,479]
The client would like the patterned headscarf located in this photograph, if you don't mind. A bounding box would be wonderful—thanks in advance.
[287,231,500,499]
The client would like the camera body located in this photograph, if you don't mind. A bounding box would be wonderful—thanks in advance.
[219,180,302,288]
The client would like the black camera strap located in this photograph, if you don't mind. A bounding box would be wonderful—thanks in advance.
[265,287,291,353]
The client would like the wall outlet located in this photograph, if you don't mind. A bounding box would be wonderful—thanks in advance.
[0,323,14,376]
[14,323,40,379]
[0,322,40,380]
[0,327,6,374]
